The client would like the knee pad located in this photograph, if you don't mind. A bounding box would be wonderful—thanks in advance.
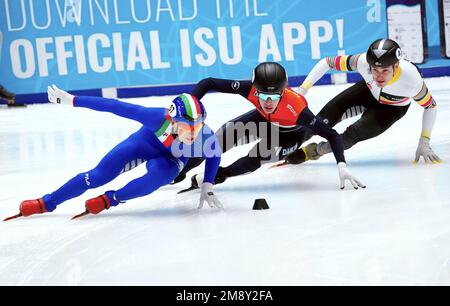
[147,157,181,184]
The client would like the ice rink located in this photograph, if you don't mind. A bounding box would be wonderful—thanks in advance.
[1,77,449,285]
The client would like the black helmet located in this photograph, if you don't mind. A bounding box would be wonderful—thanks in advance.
[366,39,402,68]
[252,62,288,93]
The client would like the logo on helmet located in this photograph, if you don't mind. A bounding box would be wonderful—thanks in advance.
[396,48,402,60]
[373,49,387,58]
[169,103,177,117]
[231,81,240,90]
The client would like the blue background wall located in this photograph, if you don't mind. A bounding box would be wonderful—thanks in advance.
[0,0,448,103]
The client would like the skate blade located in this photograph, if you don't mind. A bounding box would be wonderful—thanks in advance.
[269,161,288,169]
[3,213,22,222]
[71,210,90,220]
[177,186,200,194]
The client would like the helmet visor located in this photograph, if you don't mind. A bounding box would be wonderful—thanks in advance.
[257,92,282,102]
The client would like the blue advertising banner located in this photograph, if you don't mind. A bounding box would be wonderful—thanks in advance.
[0,0,388,95]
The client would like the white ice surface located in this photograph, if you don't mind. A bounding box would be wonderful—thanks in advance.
[1,78,450,285]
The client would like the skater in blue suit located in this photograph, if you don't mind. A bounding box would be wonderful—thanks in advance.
[5,85,222,221]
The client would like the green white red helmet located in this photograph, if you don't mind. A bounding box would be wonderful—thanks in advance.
[169,93,207,125]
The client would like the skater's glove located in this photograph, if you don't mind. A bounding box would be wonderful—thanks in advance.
[338,162,366,190]
[414,136,442,164]
[296,86,308,96]
[47,84,74,106]
[199,183,222,209]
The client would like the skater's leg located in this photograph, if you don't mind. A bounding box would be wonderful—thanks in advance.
[315,104,410,155]
[303,80,371,141]
[286,81,377,164]
[215,109,266,151]
[42,134,148,211]
[113,156,181,202]
[172,157,204,183]
[216,126,305,182]
[215,156,263,183]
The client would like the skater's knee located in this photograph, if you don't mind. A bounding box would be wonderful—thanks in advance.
[343,124,383,148]
[147,157,182,184]
[167,160,182,181]
[342,136,357,150]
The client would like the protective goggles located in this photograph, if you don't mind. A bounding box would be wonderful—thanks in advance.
[257,92,282,101]
[177,121,203,134]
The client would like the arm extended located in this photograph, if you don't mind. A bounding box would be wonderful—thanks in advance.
[192,78,252,99]
[413,82,441,163]
[297,107,345,164]
[47,84,165,128]
[297,54,361,95]
[297,107,365,189]
[74,96,164,127]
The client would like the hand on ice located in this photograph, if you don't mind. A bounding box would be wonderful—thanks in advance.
[414,137,442,164]
[47,84,74,106]
[199,183,222,209]
[338,162,366,190]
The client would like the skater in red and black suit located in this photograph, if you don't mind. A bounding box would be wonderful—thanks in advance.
[175,62,365,191]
